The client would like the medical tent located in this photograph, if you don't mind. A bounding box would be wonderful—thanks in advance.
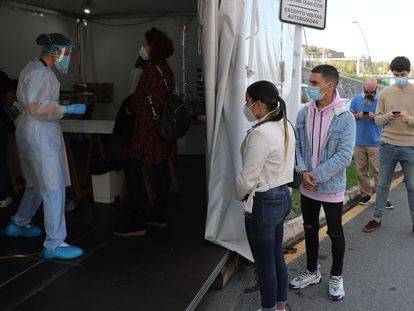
[0,0,302,308]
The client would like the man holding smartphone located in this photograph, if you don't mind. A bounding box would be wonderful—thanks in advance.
[363,56,414,233]
[350,78,392,207]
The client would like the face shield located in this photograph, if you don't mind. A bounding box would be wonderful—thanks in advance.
[53,45,73,74]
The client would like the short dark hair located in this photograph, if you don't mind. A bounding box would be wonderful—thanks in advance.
[145,27,174,60]
[311,64,339,86]
[0,71,17,95]
[390,56,411,72]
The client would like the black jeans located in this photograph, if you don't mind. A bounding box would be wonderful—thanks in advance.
[301,194,345,276]
[124,156,169,224]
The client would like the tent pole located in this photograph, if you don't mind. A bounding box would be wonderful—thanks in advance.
[76,21,83,82]
[182,20,187,101]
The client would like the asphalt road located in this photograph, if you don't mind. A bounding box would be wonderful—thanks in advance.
[197,181,414,311]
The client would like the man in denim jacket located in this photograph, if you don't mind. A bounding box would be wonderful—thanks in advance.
[289,65,356,301]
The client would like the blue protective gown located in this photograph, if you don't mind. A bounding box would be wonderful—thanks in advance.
[12,59,70,250]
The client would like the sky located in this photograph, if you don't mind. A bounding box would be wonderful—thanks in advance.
[303,0,414,63]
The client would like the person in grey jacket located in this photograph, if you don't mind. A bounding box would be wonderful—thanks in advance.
[289,65,356,301]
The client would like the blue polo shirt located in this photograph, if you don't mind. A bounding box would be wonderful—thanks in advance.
[349,92,382,147]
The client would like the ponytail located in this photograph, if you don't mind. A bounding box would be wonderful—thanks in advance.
[276,96,289,159]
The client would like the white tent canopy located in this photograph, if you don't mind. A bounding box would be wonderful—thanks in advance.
[202,0,302,260]
[0,0,302,260]
[0,0,197,16]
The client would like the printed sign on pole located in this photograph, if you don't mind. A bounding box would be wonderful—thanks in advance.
[279,0,327,30]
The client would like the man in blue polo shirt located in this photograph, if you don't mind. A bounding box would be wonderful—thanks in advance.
[350,77,393,208]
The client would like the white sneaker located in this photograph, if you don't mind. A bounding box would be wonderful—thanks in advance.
[329,275,345,301]
[0,196,12,208]
[289,265,321,289]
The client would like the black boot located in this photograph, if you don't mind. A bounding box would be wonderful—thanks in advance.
[145,202,167,228]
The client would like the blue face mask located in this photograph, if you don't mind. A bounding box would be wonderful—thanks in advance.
[394,76,408,86]
[55,55,70,74]
[305,85,328,101]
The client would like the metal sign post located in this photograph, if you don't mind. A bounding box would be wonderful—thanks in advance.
[279,0,327,30]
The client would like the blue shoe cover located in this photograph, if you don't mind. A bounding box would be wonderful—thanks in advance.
[40,243,85,260]
[0,222,42,238]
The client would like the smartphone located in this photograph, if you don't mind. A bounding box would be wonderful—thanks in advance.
[392,111,401,115]
[362,111,369,115]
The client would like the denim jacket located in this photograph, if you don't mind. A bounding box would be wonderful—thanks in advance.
[295,103,356,194]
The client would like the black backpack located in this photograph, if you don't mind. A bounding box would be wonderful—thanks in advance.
[147,65,192,141]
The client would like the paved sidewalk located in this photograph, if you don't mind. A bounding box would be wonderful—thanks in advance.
[197,180,414,311]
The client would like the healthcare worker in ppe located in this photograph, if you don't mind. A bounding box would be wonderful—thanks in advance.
[0,33,86,260]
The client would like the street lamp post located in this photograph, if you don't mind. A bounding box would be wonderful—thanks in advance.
[352,21,372,75]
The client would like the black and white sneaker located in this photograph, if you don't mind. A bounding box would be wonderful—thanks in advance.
[385,201,394,210]
[358,195,371,205]
[363,219,381,233]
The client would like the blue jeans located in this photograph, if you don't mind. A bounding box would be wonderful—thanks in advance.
[374,142,414,222]
[245,185,291,311]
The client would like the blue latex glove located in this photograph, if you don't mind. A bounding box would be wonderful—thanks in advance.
[64,103,87,115]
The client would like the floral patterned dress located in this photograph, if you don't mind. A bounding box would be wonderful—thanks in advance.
[125,60,177,164]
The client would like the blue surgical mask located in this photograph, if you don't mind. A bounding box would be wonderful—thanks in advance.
[243,102,258,122]
[55,55,70,73]
[305,86,327,101]
[394,76,408,86]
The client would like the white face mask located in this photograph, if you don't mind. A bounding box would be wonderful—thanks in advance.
[140,46,149,61]
[243,102,258,122]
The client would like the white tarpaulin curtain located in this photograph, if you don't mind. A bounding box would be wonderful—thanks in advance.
[201,0,302,260]
[201,0,251,259]
[245,0,302,122]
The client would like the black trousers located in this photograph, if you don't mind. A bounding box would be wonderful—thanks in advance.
[124,156,169,224]
[301,194,345,276]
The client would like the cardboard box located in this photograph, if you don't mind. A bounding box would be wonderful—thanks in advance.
[91,170,124,203]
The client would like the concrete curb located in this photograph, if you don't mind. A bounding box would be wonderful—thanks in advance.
[283,165,403,245]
